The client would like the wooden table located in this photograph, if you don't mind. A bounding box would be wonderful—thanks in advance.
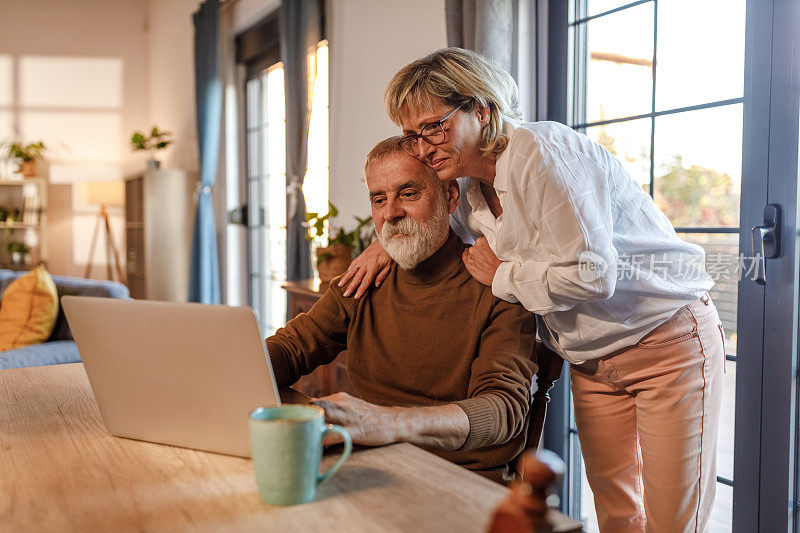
[1,363,582,532]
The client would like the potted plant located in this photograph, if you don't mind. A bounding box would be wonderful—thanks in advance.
[3,141,46,177]
[6,241,30,267]
[130,126,173,169]
[1,208,22,236]
[305,202,374,283]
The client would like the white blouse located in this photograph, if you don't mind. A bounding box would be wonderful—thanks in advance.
[450,121,713,363]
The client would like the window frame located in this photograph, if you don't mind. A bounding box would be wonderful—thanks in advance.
[546,0,744,526]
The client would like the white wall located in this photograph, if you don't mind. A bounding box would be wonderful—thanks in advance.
[147,0,201,172]
[0,0,150,278]
[328,0,447,225]
[0,0,151,177]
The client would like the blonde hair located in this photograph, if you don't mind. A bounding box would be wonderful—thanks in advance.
[385,47,522,158]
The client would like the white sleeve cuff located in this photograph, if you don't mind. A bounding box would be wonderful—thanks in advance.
[491,261,519,303]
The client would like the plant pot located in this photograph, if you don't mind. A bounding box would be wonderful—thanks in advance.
[316,244,353,283]
[19,161,36,177]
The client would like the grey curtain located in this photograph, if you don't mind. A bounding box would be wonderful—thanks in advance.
[446,0,514,73]
[280,0,323,281]
[189,0,222,304]
[446,0,546,121]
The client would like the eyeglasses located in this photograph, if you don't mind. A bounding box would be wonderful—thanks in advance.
[398,105,463,157]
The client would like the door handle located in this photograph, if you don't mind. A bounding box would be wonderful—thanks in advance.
[228,204,248,226]
[228,204,265,227]
[751,204,781,285]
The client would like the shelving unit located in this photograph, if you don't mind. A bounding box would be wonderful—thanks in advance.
[125,169,193,300]
[0,177,47,270]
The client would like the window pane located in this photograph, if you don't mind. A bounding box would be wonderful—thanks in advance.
[584,118,651,192]
[656,0,745,111]
[246,78,259,130]
[247,178,260,227]
[248,225,260,275]
[265,65,287,328]
[584,3,653,124]
[314,43,329,108]
[710,482,733,532]
[717,361,736,481]
[654,104,742,228]
[586,0,640,18]
[267,280,287,335]
[580,458,600,532]
[677,232,739,355]
[304,43,329,217]
[246,63,289,334]
[247,130,259,179]
[266,65,285,122]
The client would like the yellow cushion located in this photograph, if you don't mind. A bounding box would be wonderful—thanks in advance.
[0,266,59,352]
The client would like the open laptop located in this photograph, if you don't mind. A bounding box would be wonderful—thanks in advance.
[61,296,281,458]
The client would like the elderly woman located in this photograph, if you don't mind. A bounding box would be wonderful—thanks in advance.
[339,48,723,532]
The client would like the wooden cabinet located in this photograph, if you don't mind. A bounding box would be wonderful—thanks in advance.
[0,178,47,270]
[282,279,354,398]
[125,170,194,301]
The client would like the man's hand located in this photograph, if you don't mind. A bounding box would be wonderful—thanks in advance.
[462,237,502,286]
[312,392,399,447]
[313,393,470,450]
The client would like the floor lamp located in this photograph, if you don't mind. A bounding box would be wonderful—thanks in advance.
[83,180,125,283]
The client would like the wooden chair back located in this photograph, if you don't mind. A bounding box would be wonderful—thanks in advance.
[488,450,570,533]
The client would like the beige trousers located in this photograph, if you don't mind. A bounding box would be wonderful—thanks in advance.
[570,296,724,533]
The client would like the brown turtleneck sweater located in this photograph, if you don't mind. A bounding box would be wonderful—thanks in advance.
[267,232,537,472]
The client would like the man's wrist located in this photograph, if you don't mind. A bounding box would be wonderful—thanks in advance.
[387,406,412,443]
[383,404,470,450]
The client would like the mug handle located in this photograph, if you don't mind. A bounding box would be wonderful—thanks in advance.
[317,424,352,485]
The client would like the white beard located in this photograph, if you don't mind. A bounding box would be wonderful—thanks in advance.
[377,197,449,270]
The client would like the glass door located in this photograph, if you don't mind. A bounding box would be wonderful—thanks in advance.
[245,63,287,335]
[542,0,800,529]
[566,1,745,529]
[243,43,329,335]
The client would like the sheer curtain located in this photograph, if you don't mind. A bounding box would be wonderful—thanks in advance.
[446,0,547,121]
[446,0,514,72]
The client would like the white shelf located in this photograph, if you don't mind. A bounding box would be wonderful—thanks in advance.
[0,222,40,229]
[0,177,46,186]
[0,176,47,267]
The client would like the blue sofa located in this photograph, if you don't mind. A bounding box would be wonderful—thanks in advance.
[0,270,129,369]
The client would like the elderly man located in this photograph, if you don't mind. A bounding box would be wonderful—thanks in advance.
[266,137,537,479]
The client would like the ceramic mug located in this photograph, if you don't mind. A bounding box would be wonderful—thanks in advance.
[249,404,352,506]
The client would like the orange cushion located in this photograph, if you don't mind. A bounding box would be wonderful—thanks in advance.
[0,266,59,351]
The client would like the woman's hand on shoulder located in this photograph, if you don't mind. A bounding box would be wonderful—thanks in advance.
[462,237,502,287]
[338,239,394,298]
